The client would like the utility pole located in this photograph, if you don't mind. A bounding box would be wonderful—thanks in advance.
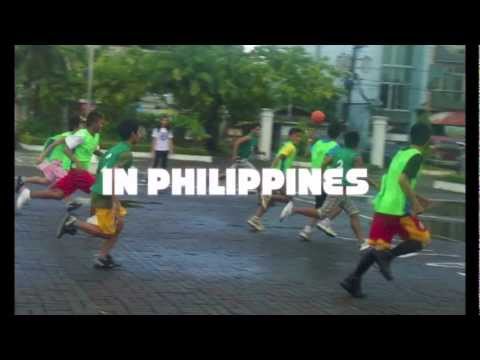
[344,45,364,124]
[87,45,96,105]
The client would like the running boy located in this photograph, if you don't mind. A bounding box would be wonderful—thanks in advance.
[298,121,344,241]
[247,127,303,232]
[280,131,375,249]
[340,122,432,298]
[15,116,83,192]
[16,112,104,210]
[56,120,141,269]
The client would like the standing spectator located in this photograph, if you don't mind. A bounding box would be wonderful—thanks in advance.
[151,115,174,169]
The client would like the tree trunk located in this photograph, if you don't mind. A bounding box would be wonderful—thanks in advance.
[204,101,221,153]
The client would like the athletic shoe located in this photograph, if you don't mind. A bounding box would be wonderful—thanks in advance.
[261,195,271,210]
[359,239,371,252]
[315,218,337,237]
[298,230,311,241]
[16,187,31,210]
[372,249,393,281]
[94,255,121,269]
[56,214,77,239]
[247,216,264,231]
[279,201,294,222]
[66,200,83,212]
[340,276,365,298]
[15,176,25,194]
[94,256,113,269]
[106,254,122,268]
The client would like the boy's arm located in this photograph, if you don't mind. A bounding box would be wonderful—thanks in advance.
[36,137,66,163]
[63,136,84,169]
[398,174,424,215]
[355,156,379,190]
[94,149,104,157]
[321,156,333,172]
[271,154,285,169]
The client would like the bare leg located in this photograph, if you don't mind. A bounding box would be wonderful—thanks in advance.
[350,214,365,243]
[74,219,113,240]
[30,189,65,200]
[255,205,268,218]
[24,176,51,186]
[98,217,125,257]
[270,194,291,204]
[292,207,327,220]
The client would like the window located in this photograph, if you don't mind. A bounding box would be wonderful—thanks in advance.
[380,45,415,110]
[430,63,465,104]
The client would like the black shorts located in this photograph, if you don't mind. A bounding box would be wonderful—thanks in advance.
[315,193,327,209]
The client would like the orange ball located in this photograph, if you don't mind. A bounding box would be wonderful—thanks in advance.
[311,110,326,124]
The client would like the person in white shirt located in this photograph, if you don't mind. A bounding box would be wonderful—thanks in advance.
[151,115,174,169]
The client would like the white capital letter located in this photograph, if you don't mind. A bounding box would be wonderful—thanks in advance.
[237,169,261,195]
[171,168,196,195]
[323,168,343,195]
[298,168,322,196]
[208,169,225,195]
[346,169,369,195]
[148,169,170,195]
[261,169,285,195]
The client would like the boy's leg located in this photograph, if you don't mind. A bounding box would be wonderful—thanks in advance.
[23,176,51,186]
[98,216,125,258]
[373,215,430,281]
[152,151,160,168]
[340,213,397,297]
[16,186,65,210]
[161,151,168,169]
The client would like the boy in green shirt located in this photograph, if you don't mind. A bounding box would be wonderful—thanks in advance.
[280,131,376,250]
[56,120,141,269]
[247,127,303,232]
[340,122,432,298]
[298,121,344,241]
[15,116,83,191]
[16,112,104,211]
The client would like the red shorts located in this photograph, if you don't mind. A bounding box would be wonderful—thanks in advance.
[52,169,96,197]
[368,213,431,250]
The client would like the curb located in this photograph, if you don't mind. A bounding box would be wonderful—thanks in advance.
[18,142,213,164]
[433,181,465,194]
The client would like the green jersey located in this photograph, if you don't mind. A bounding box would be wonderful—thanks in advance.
[310,139,339,169]
[91,142,133,208]
[69,128,100,170]
[373,147,422,216]
[43,131,72,170]
[237,132,258,160]
[331,147,359,186]
[275,141,297,172]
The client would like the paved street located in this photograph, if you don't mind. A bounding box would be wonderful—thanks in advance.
[15,151,465,315]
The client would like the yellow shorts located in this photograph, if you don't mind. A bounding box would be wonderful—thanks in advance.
[87,206,127,235]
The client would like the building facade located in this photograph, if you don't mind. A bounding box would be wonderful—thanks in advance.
[279,45,465,148]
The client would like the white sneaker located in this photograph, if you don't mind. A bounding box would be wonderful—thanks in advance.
[298,230,311,241]
[247,216,264,231]
[316,218,337,237]
[16,187,31,210]
[279,201,294,222]
[359,239,371,251]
